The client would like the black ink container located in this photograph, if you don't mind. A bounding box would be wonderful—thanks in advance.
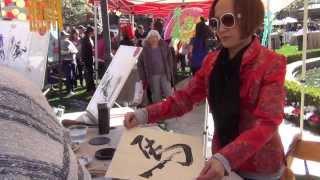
[97,103,110,134]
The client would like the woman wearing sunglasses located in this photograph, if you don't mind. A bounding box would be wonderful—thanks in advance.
[124,0,286,179]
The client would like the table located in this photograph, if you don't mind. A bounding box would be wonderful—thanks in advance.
[62,108,133,178]
[270,32,281,49]
[76,126,125,178]
[290,31,320,50]
[68,107,162,179]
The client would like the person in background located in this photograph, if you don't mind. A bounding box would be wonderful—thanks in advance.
[78,25,86,39]
[166,39,178,86]
[153,19,164,38]
[119,25,135,46]
[135,25,147,47]
[69,28,83,88]
[76,26,86,87]
[61,30,78,96]
[97,32,106,79]
[138,30,174,103]
[177,41,189,75]
[145,22,152,36]
[124,0,287,179]
[81,26,96,93]
[0,66,91,180]
[64,25,72,34]
[110,32,119,55]
[189,17,210,75]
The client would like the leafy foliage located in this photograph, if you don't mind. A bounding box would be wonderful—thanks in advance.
[285,81,320,107]
[63,0,92,25]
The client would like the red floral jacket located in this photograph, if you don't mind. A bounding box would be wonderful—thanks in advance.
[145,37,287,175]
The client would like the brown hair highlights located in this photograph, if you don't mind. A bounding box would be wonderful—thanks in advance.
[209,0,265,38]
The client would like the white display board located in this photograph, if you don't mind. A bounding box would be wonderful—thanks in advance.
[106,127,205,180]
[0,20,49,89]
[86,45,143,122]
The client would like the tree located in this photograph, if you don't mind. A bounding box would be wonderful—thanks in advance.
[63,0,93,25]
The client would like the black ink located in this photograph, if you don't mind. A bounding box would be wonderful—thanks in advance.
[139,159,169,178]
[164,144,193,166]
[101,73,112,101]
[12,41,27,59]
[130,135,194,179]
[144,138,162,161]
[131,135,150,159]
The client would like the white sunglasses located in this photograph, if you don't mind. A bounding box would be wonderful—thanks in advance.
[210,13,242,30]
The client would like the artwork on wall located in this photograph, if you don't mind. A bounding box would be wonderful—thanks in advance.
[106,127,205,180]
[86,45,143,122]
[0,22,29,62]
[0,20,49,89]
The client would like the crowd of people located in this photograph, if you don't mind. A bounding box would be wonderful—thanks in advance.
[59,25,95,96]
[58,18,218,103]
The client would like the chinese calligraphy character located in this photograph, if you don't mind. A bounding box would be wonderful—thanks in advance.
[130,135,193,179]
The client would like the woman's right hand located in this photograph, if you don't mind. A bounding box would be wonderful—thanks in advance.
[123,112,139,129]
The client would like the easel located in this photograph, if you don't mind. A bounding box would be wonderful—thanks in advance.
[86,46,143,123]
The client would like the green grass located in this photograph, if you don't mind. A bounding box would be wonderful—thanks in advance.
[276,44,320,64]
[46,71,191,113]
[276,44,300,57]
[276,44,320,57]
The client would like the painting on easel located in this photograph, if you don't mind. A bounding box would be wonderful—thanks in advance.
[86,45,143,122]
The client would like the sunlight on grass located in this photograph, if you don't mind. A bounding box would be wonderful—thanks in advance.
[276,44,320,57]
[276,44,299,57]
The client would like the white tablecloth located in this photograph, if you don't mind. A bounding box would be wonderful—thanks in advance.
[290,31,320,49]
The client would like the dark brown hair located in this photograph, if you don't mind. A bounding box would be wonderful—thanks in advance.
[209,0,265,38]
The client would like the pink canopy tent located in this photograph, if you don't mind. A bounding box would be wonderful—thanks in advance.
[89,0,212,18]
[129,1,211,18]
[90,0,296,17]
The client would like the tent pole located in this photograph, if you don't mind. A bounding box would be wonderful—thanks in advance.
[267,0,272,49]
[299,0,309,136]
[131,14,135,30]
[57,22,63,96]
[100,0,112,69]
[94,1,99,83]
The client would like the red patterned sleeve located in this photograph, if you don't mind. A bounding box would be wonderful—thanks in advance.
[145,54,215,124]
[218,55,287,169]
